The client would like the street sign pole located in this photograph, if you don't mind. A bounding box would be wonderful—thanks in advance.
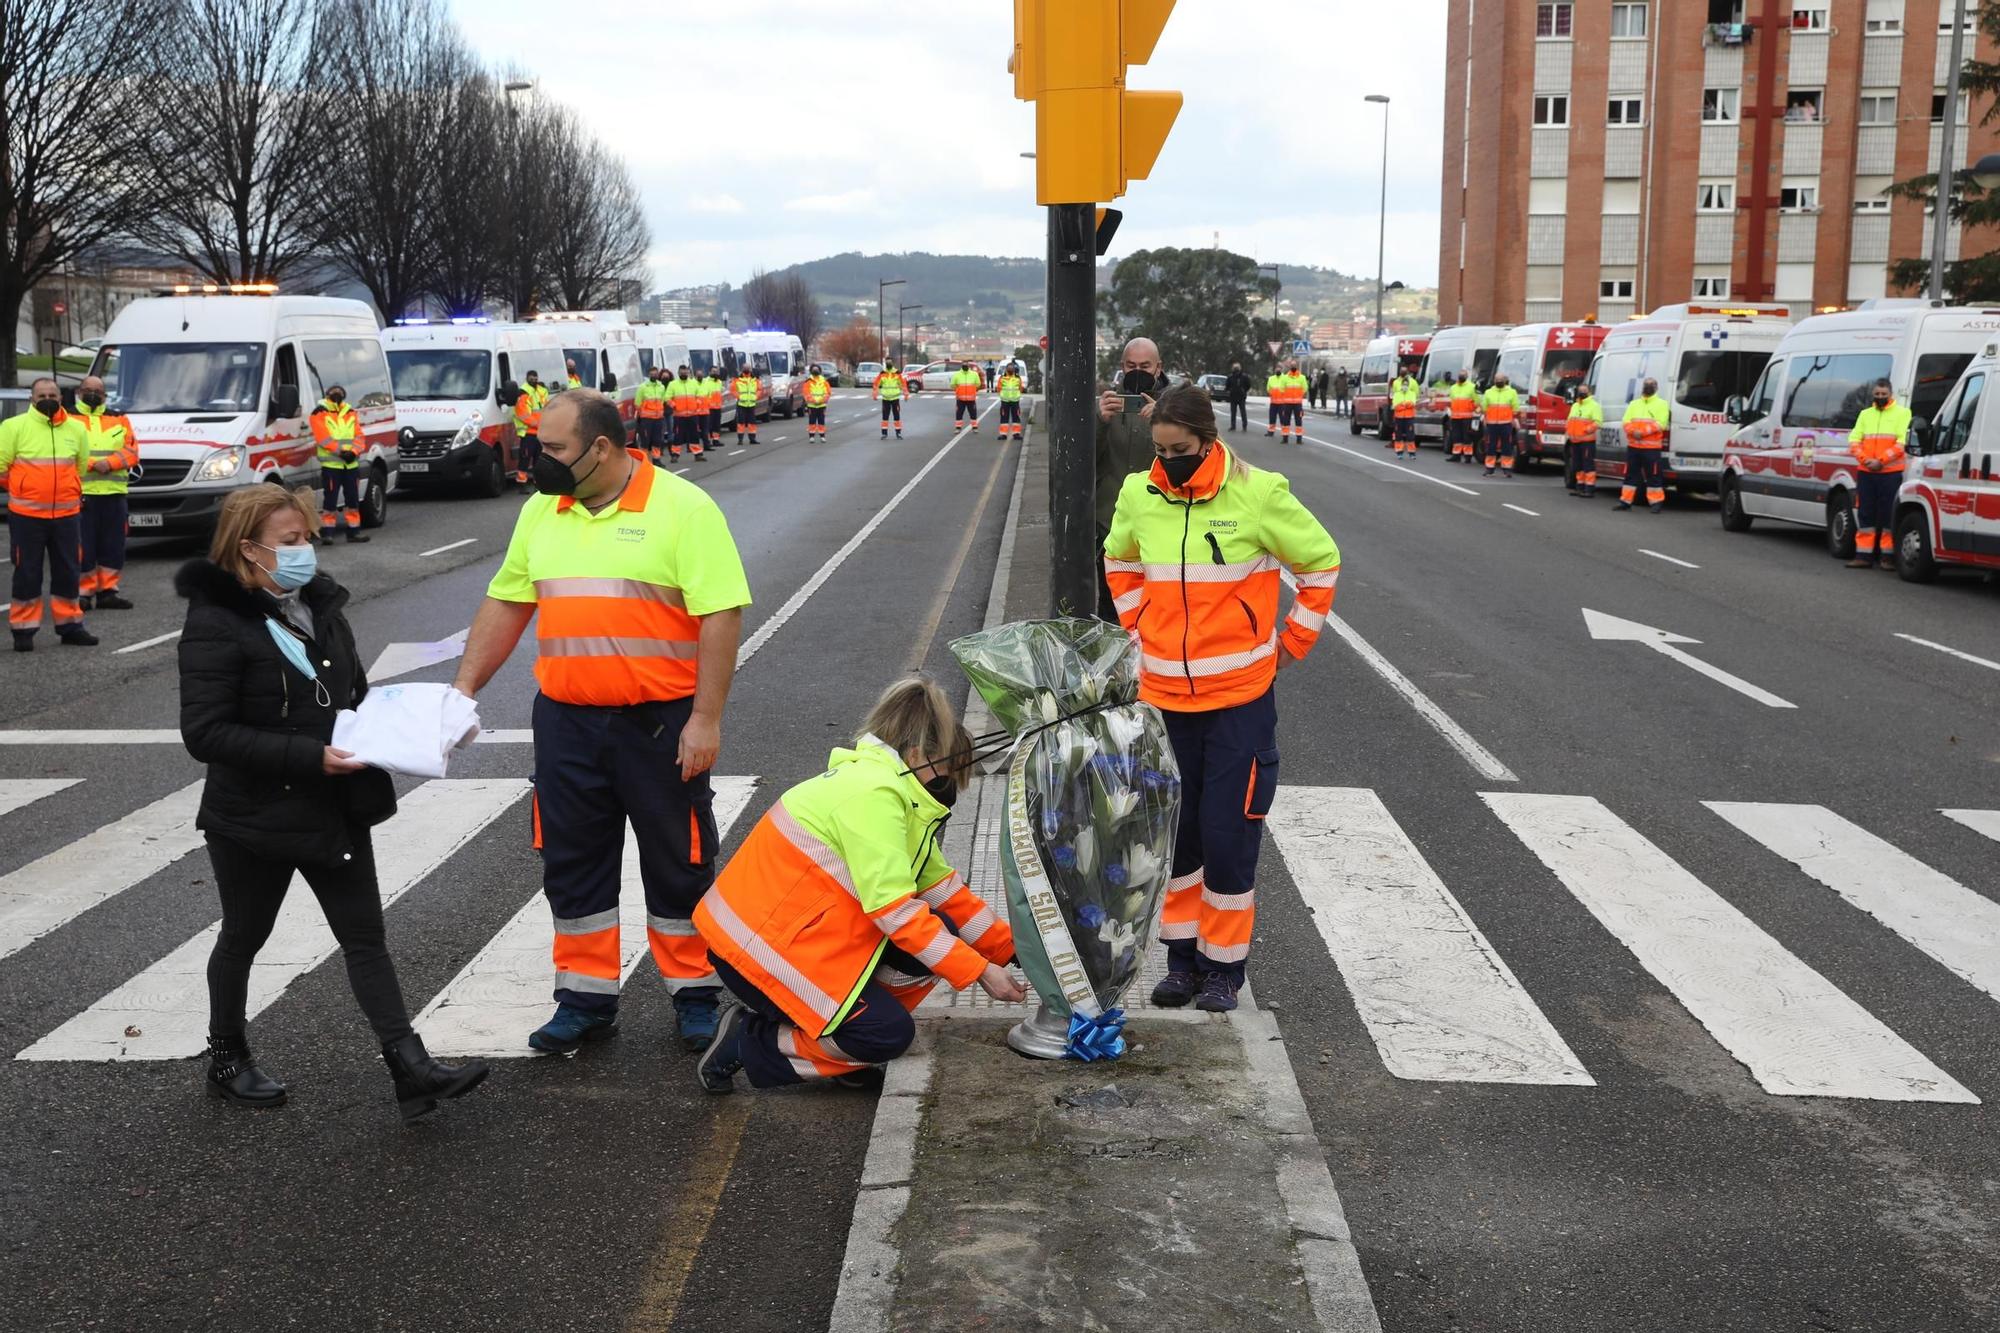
[1047,202,1098,618]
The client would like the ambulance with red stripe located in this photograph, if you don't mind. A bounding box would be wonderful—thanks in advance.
[379,319,569,497]
[1891,339,2000,580]
[1351,333,1428,440]
[1493,320,1608,472]
[90,286,400,536]
[533,309,642,423]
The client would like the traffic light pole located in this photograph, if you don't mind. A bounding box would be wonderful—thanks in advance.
[1047,203,1098,618]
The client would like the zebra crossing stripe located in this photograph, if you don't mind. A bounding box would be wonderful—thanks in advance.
[1942,808,2000,845]
[0,778,80,818]
[416,776,760,1057]
[0,782,204,965]
[1267,787,1593,1085]
[1708,802,2000,1008]
[18,780,528,1062]
[1484,792,1978,1104]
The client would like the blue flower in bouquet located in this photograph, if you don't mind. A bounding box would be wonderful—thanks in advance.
[1041,805,1063,840]
[1105,862,1128,888]
[1075,903,1105,929]
[1052,845,1077,870]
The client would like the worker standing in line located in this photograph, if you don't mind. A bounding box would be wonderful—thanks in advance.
[874,363,905,439]
[1388,365,1421,458]
[310,385,369,544]
[702,366,724,452]
[951,359,983,433]
[802,363,833,441]
[1565,382,1604,498]
[692,679,1025,1093]
[513,370,547,488]
[1103,386,1339,1013]
[452,390,751,1054]
[1616,377,1671,513]
[732,366,761,445]
[1845,376,1911,570]
[565,359,583,390]
[995,362,1024,441]
[1,377,96,650]
[1480,372,1521,477]
[635,366,669,462]
[74,374,139,611]
[1264,366,1282,437]
[670,365,698,461]
[1446,370,1480,463]
[1281,361,1310,443]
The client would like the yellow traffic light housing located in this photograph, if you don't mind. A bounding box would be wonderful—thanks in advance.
[1012,0,1183,205]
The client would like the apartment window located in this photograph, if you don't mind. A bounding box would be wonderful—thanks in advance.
[1704,87,1741,122]
[1933,91,1970,123]
[1534,95,1570,127]
[1601,279,1636,299]
[1693,275,1731,298]
[1608,97,1644,125]
[1785,90,1823,122]
[1942,6,1974,29]
[1863,0,1902,31]
[1780,184,1819,211]
[1865,15,1902,30]
[1709,0,1747,20]
[1853,194,1891,212]
[1611,2,1647,37]
[1858,92,1897,124]
[1537,2,1573,37]
[1792,5,1829,29]
[1698,180,1737,211]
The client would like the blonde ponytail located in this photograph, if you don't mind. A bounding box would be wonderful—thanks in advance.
[860,677,972,782]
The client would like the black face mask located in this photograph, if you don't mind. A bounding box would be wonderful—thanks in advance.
[33,399,60,417]
[532,444,605,497]
[329,394,346,406]
[1873,396,1890,407]
[1157,450,1204,489]
[79,391,105,408]
[1121,368,1157,395]
[923,774,958,809]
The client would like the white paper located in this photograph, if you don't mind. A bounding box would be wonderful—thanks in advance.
[332,683,481,778]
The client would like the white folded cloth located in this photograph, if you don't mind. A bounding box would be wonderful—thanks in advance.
[332,683,482,778]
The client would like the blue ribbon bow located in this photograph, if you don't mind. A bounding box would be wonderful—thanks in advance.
[1064,1007,1127,1062]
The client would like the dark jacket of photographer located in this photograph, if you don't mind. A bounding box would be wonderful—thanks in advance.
[1094,397,1156,532]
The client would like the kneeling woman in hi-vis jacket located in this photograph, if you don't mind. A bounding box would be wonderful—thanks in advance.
[1103,383,1341,1014]
[692,679,1025,1092]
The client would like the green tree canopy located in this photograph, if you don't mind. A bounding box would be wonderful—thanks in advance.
[1889,1,2000,298]
[1098,248,1291,380]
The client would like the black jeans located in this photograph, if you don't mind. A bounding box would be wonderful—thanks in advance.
[204,829,414,1044]
[1228,399,1248,431]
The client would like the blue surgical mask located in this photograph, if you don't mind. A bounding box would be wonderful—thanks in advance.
[263,618,334,707]
[255,540,317,590]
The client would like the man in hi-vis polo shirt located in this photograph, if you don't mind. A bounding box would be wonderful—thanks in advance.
[454,390,751,1055]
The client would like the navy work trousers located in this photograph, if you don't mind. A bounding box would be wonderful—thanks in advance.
[1161,688,1279,985]
[713,954,917,1088]
[9,511,83,635]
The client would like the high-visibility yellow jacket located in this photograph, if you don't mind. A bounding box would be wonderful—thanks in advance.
[73,401,140,496]
[1481,385,1521,424]
[1103,443,1341,712]
[695,737,1014,1038]
[0,406,89,519]
[874,370,903,401]
[733,374,760,409]
[803,375,832,408]
[1848,400,1912,472]
[951,368,982,401]
[635,378,670,419]
[1391,376,1422,415]
[701,375,724,410]
[1622,394,1670,446]
[1565,396,1605,440]
[997,373,1023,402]
[311,400,361,470]
[1447,381,1481,418]
[514,383,547,437]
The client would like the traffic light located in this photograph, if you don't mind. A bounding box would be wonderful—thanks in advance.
[1011,0,1182,206]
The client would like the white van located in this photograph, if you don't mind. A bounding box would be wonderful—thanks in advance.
[532,310,642,423]
[740,331,807,417]
[1718,303,2000,550]
[683,328,744,424]
[93,287,399,536]
[633,322,690,379]
[379,320,568,497]
[1414,325,1510,444]
[1585,302,1793,494]
[1893,341,2000,580]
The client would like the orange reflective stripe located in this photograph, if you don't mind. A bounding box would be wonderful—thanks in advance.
[1197,887,1255,962]
[646,915,717,989]
[1160,869,1202,941]
[1566,418,1598,440]
[533,576,686,606]
[1484,404,1515,423]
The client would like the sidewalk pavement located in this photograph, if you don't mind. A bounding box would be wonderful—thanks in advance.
[829,435,1381,1332]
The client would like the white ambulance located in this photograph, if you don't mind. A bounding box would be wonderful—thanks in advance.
[92,285,399,536]
[1718,302,2000,554]
[1585,302,1793,495]
[682,327,744,425]
[532,310,642,423]
[1413,324,1509,445]
[739,330,807,417]
[379,319,568,497]
[1892,341,2000,581]
[633,322,690,379]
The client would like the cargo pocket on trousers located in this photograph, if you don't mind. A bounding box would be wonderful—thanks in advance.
[1244,747,1280,820]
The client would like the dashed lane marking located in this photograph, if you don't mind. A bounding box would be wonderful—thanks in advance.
[1894,632,2000,673]
[418,537,478,558]
[1638,549,1700,569]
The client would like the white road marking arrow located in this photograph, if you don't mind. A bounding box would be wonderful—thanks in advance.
[368,626,469,683]
[1582,609,1796,709]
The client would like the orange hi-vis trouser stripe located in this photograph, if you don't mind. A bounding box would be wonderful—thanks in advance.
[1160,867,1203,946]
[1619,446,1667,505]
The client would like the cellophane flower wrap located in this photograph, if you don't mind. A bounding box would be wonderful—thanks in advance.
[950,618,1182,1058]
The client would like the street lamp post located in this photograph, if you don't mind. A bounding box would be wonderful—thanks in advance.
[878,278,905,364]
[898,302,924,367]
[909,321,933,362]
[503,81,535,318]
[1931,0,1971,302]
[1366,94,1391,335]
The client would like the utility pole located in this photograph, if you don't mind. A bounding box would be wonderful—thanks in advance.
[1931,0,1970,303]
[1366,94,1391,335]
[898,301,924,368]
[1046,205,1098,617]
[878,277,904,364]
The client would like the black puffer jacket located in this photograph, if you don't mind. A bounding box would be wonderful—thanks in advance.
[175,559,395,863]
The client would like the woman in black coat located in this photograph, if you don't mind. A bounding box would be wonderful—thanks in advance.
[178,484,487,1122]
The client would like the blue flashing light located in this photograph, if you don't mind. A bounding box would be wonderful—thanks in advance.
[392,317,431,326]
[449,316,491,325]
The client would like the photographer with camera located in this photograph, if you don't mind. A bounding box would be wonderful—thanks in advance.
[1094,336,1166,620]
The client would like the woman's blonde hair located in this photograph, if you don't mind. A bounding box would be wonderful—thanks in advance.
[862,677,971,783]
[208,484,321,586]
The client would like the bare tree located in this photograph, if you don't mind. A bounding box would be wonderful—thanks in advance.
[0,0,173,380]
[139,0,336,285]
[742,269,824,349]
[494,83,562,317]
[426,73,510,317]
[539,107,650,310]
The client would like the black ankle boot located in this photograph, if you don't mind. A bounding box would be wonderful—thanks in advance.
[206,1033,287,1108]
[381,1033,488,1122]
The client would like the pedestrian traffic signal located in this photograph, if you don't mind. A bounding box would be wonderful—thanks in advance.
[1010,0,1182,206]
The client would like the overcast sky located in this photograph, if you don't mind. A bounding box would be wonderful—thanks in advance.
[449,1,1447,291]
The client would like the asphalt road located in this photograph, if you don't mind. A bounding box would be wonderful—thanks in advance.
[2,395,1997,1332]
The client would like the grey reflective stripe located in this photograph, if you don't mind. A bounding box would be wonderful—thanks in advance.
[554,970,622,995]
[701,891,839,1021]
[646,914,701,936]
[877,967,931,989]
[662,970,721,994]
[533,576,687,607]
[538,635,699,659]
[553,907,621,935]
[874,899,923,932]
[918,876,962,909]
[770,802,859,898]
[914,930,956,969]
[960,906,1000,944]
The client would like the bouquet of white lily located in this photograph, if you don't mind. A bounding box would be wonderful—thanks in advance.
[950,618,1182,1059]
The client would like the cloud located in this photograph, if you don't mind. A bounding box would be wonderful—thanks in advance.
[687,193,745,215]
[783,189,878,215]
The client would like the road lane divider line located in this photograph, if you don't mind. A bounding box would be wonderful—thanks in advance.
[114,630,183,655]
[1708,801,2000,1008]
[1321,612,1518,782]
[0,782,205,965]
[626,1098,753,1332]
[0,778,80,819]
[736,400,997,669]
[1638,549,1700,569]
[1942,808,2000,844]
[415,777,758,1056]
[20,779,528,1061]
[902,438,1015,673]
[1894,632,2000,673]
[1483,792,1978,1103]
[418,537,478,558]
[1302,433,1482,496]
[1268,786,1593,1085]
[1502,503,1541,517]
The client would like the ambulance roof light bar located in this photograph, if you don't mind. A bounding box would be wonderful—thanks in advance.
[156,281,280,296]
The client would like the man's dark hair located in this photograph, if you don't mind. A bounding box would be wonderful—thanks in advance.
[568,390,626,451]
[1874,377,1894,392]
